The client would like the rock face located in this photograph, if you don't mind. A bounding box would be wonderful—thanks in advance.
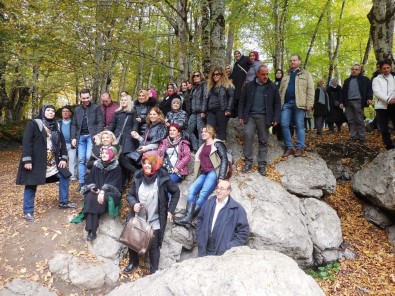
[108,247,324,296]
[0,279,57,296]
[48,253,119,290]
[275,152,336,198]
[353,150,395,214]
[362,203,394,229]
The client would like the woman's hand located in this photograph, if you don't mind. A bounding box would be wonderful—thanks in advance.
[167,212,173,223]
[134,203,142,213]
[138,146,147,153]
[165,122,170,127]
[24,163,32,171]
[225,111,231,117]
[58,160,67,168]
[173,167,179,173]
[136,117,142,123]
[200,113,206,118]
[97,191,105,204]
[131,131,140,139]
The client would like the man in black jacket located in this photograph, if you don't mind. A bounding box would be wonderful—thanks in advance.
[339,64,373,144]
[71,89,105,190]
[238,65,281,176]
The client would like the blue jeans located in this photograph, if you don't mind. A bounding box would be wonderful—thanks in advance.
[23,173,70,214]
[187,171,217,207]
[169,173,182,183]
[77,135,93,184]
[281,100,306,149]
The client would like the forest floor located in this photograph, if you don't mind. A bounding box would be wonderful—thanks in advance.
[0,127,394,295]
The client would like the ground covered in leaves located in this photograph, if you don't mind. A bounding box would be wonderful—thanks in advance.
[0,127,394,295]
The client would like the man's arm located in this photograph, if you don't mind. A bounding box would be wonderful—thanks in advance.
[227,207,249,249]
[306,72,315,109]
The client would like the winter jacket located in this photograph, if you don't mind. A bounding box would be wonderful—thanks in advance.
[245,60,263,84]
[159,93,182,116]
[193,139,228,180]
[157,138,191,177]
[238,78,281,125]
[188,81,207,114]
[134,98,158,134]
[372,74,395,110]
[341,75,373,108]
[313,88,330,117]
[231,56,250,92]
[139,122,168,148]
[327,85,344,123]
[279,69,314,109]
[165,110,189,130]
[16,119,68,186]
[101,102,119,128]
[108,110,139,153]
[195,195,249,257]
[204,86,235,113]
[126,168,180,246]
[71,103,105,141]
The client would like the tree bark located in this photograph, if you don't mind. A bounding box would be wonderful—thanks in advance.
[367,0,395,63]
[201,0,211,75]
[209,0,226,69]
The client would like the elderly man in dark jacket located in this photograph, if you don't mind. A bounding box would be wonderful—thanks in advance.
[238,65,281,176]
[339,64,373,143]
[71,89,105,191]
[195,180,249,257]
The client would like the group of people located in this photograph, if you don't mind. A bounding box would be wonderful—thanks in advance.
[16,49,395,274]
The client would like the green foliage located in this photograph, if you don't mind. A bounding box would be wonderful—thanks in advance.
[306,262,341,281]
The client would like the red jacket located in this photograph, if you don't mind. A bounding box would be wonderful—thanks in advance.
[157,138,191,177]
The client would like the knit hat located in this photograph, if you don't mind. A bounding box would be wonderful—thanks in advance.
[171,96,182,105]
[141,151,163,176]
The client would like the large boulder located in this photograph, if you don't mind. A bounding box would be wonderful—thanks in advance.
[0,279,57,296]
[362,202,394,229]
[108,247,324,296]
[275,152,336,198]
[87,215,126,262]
[48,253,119,290]
[353,150,395,214]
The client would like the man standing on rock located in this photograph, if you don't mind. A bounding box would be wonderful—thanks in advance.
[195,180,249,257]
[279,55,314,157]
[238,65,281,176]
[71,89,105,192]
[340,63,373,144]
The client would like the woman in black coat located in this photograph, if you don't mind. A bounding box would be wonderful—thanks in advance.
[16,104,76,222]
[159,83,182,117]
[313,80,330,136]
[123,152,180,274]
[327,78,346,132]
[134,89,158,135]
[80,146,122,241]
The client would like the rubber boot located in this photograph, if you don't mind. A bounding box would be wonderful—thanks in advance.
[175,202,195,227]
[123,249,139,274]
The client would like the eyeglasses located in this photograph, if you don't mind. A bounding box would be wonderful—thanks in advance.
[193,74,200,78]
[213,73,222,77]
[351,68,360,71]
[216,187,229,191]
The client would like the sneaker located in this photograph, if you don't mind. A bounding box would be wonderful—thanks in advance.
[75,183,84,193]
[24,213,34,222]
[58,202,77,209]
[242,163,252,173]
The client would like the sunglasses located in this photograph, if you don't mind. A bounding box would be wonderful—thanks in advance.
[213,73,222,77]
[193,74,201,78]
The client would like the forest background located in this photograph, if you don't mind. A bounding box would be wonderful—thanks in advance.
[0,0,394,123]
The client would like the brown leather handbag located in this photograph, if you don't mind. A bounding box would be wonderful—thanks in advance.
[119,208,154,255]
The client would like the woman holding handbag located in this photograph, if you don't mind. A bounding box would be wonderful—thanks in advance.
[123,152,180,274]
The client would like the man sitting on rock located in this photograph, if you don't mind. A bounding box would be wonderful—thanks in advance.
[195,180,249,256]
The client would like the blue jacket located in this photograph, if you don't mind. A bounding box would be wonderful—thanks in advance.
[195,195,249,257]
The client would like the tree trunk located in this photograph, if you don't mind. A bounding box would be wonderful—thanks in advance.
[304,0,331,68]
[201,0,211,75]
[148,15,160,87]
[225,24,235,66]
[367,0,395,63]
[362,35,372,70]
[209,0,226,69]
[31,65,39,117]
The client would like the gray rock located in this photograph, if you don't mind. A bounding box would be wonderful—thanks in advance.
[48,252,119,290]
[0,279,57,296]
[87,215,126,262]
[276,152,336,198]
[107,247,324,296]
[303,198,343,264]
[353,150,395,214]
[387,224,395,246]
[340,248,357,260]
[362,202,394,229]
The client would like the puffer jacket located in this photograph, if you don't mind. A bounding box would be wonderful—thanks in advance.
[157,138,191,177]
[188,81,207,114]
[372,74,395,110]
[193,139,228,180]
[279,69,314,109]
[165,110,189,130]
[203,86,235,113]
[134,98,158,134]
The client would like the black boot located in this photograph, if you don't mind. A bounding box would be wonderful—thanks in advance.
[192,206,201,219]
[123,250,139,274]
[175,202,195,227]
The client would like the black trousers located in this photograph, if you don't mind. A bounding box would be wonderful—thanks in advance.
[376,106,395,149]
[129,229,161,274]
[207,108,230,141]
[85,213,99,234]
